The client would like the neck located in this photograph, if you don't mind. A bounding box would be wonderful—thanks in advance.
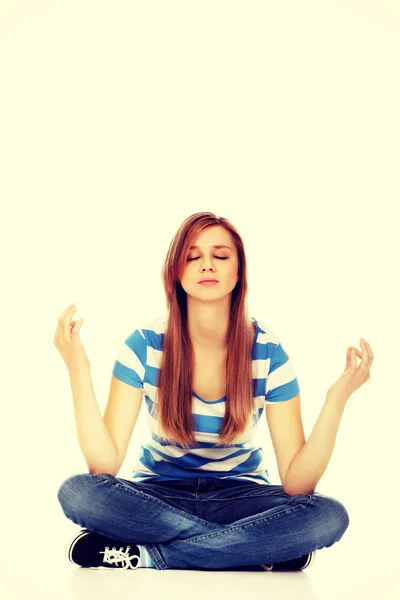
[187,303,230,351]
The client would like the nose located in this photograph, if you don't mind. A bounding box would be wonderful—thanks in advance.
[201,261,215,271]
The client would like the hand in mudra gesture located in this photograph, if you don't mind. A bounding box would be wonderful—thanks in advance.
[327,338,374,404]
[53,303,90,375]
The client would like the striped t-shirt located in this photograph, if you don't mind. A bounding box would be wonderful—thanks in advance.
[112,314,300,485]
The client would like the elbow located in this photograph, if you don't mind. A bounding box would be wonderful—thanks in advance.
[284,485,316,496]
[87,466,118,477]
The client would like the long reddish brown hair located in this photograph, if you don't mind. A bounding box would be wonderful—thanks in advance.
[156,212,256,449]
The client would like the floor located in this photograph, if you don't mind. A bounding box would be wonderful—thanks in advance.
[5,507,397,600]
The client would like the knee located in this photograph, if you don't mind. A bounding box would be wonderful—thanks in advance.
[57,473,95,514]
[316,494,350,540]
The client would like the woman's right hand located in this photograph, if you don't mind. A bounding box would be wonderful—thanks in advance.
[53,303,90,375]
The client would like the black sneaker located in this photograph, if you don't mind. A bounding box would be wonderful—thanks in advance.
[261,551,316,571]
[66,528,141,570]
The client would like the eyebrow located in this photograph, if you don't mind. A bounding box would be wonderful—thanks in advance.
[189,245,232,250]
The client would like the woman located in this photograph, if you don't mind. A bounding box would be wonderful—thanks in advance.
[55,211,373,571]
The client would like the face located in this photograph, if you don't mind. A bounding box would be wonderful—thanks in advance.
[179,225,240,299]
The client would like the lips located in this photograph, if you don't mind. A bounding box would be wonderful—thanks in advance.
[198,279,219,283]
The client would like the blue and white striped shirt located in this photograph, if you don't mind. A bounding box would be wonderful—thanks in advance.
[112,315,300,485]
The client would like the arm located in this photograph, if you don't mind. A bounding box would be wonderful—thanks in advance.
[283,393,346,495]
[69,369,119,474]
[284,338,373,495]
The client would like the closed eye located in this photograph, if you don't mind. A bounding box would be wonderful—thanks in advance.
[187,257,228,261]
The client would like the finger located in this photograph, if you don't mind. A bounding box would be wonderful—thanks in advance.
[346,347,352,369]
[361,338,374,362]
[72,318,84,334]
[360,338,369,369]
[360,338,372,370]
[62,305,76,343]
[347,346,361,365]
[59,303,75,321]
[368,342,374,359]
[55,304,75,342]
[56,304,74,330]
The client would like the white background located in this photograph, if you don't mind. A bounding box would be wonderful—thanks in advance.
[1,1,398,598]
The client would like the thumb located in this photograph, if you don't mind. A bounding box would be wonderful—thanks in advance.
[72,318,84,333]
[350,347,357,368]
[346,347,352,369]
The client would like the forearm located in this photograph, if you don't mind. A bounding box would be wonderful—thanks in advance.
[69,369,119,474]
[284,394,346,495]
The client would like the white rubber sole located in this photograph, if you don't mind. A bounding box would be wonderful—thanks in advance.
[66,528,90,566]
[261,551,316,571]
[304,551,316,568]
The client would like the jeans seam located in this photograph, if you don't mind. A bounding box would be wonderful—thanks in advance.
[181,501,312,544]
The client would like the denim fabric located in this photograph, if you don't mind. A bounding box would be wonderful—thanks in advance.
[57,473,350,571]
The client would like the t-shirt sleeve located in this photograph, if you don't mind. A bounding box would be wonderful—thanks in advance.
[265,338,300,403]
[112,328,147,389]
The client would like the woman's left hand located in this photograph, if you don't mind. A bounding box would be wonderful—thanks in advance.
[327,338,374,404]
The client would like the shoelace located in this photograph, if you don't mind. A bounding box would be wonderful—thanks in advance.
[99,545,140,569]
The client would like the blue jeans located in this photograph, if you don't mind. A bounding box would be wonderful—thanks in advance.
[57,473,350,571]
